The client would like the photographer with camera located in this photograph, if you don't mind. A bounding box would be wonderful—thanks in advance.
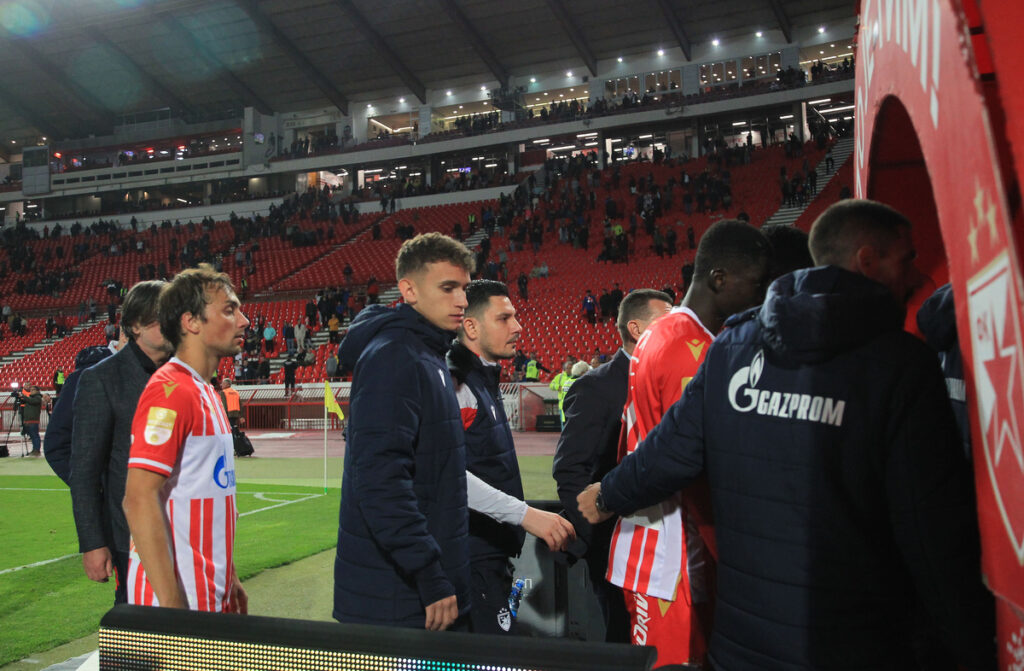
[21,385,45,457]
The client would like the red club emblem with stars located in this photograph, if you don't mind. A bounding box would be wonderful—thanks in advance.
[969,250,1024,563]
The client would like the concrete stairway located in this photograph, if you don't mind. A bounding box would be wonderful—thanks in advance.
[761,137,854,227]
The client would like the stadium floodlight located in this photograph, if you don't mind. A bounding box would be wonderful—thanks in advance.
[807,98,831,105]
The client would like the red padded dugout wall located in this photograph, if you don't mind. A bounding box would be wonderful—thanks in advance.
[855,0,1024,662]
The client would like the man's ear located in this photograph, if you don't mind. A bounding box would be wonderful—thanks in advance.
[397,277,416,305]
[853,245,877,277]
[627,319,643,342]
[708,268,727,292]
[462,315,479,340]
[181,311,202,337]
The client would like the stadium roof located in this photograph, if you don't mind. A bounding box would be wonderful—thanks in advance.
[0,0,854,148]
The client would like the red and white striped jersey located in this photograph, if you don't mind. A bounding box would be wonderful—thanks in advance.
[126,358,238,612]
[607,306,715,601]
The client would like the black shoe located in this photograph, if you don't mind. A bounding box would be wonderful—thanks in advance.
[28,450,41,457]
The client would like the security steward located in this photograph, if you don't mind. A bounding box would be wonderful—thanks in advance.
[219,378,243,431]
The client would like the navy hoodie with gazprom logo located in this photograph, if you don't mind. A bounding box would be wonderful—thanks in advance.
[602,266,994,670]
[333,303,470,628]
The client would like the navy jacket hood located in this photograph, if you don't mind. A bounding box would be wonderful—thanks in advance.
[916,282,956,351]
[76,345,113,370]
[758,265,905,365]
[340,303,453,369]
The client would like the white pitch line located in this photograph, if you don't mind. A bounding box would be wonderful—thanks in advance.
[0,487,69,492]
[239,493,322,517]
[0,492,324,575]
[0,554,78,576]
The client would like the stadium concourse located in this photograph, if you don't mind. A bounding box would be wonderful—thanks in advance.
[0,0,873,668]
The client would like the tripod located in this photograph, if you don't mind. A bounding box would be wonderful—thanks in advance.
[0,397,28,458]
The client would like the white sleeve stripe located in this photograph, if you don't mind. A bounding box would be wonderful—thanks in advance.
[128,457,173,474]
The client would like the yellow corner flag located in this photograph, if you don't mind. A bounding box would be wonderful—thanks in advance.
[324,381,345,420]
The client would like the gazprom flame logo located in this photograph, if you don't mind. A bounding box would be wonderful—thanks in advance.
[728,350,764,412]
[728,349,845,427]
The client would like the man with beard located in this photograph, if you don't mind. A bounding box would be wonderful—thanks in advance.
[447,280,574,634]
[122,265,250,612]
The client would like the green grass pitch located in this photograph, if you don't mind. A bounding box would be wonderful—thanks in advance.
[0,455,558,666]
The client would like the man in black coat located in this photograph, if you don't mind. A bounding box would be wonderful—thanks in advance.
[334,233,474,631]
[553,288,672,642]
[44,343,118,485]
[579,200,995,670]
[448,280,574,634]
[70,280,170,604]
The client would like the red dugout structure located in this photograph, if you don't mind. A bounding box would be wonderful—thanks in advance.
[855,0,1024,661]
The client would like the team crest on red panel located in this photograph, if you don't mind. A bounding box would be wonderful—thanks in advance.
[969,251,1024,563]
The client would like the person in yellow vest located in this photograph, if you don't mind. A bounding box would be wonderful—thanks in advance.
[53,368,65,396]
[549,360,572,413]
[559,361,591,427]
[524,351,551,382]
[219,378,243,431]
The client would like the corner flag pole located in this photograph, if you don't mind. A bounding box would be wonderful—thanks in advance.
[323,385,328,494]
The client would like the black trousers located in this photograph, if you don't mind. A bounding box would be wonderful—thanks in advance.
[113,549,130,605]
[469,556,516,635]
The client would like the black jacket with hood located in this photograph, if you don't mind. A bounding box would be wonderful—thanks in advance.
[44,345,113,485]
[447,340,525,560]
[333,303,470,628]
[602,266,994,670]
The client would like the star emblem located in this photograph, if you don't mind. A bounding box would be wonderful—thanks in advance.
[985,199,999,247]
[968,224,980,264]
[982,298,1024,472]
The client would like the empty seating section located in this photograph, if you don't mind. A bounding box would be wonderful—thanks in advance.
[223,215,380,294]
[0,322,107,388]
[0,318,49,358]
[273,202,497,291]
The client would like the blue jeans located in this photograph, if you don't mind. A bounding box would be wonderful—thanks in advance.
[24,422,40,452]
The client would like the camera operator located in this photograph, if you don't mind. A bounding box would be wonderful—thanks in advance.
[21,385,45,457]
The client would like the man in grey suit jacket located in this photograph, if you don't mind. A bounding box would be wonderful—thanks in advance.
[71,280,171,604]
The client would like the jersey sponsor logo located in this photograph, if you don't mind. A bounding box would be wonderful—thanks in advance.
[727,350,846,427]
[162,382,178,398]
[144,407,177,445]
[680,376,693,394]
[213,454,235,489]
[685,338,706,361]
[632,592,650,645]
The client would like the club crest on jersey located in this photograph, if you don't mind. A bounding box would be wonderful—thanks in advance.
[497,606,512,632]
[144,407,177,446]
